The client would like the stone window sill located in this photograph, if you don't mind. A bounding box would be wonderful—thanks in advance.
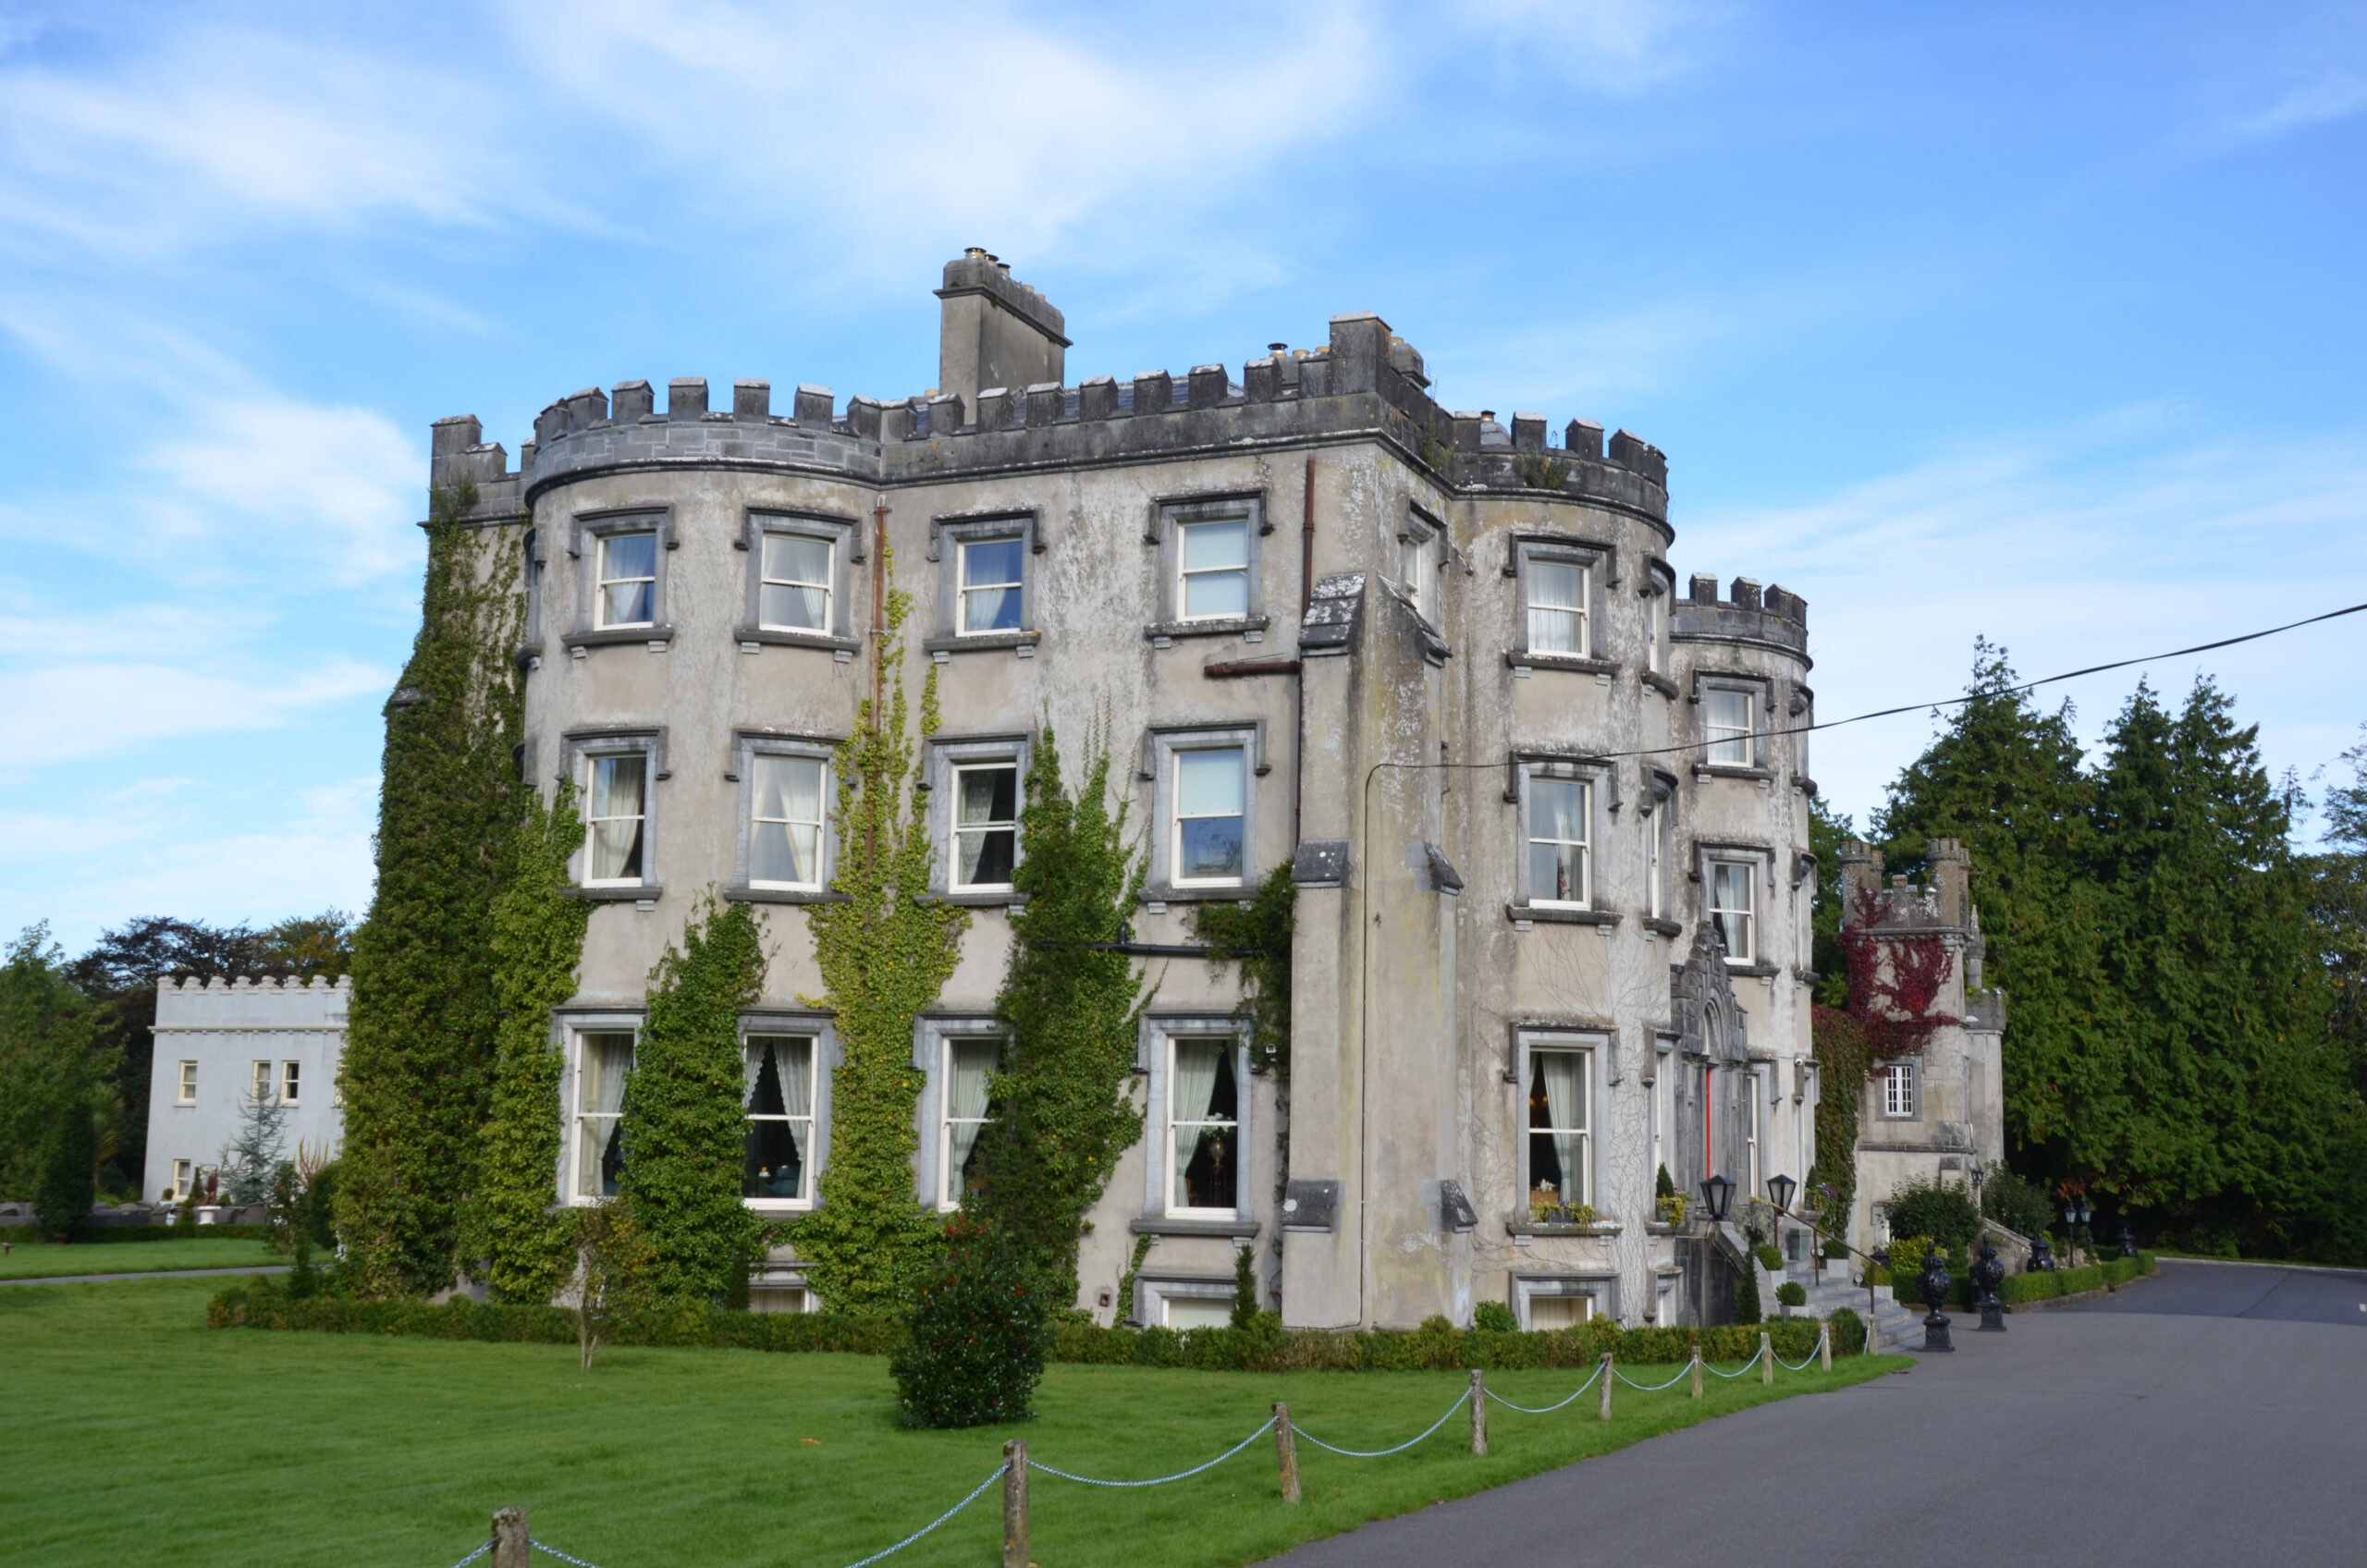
[1505,653,1620,678]
[1146,615,1269,646]
[1505,903,1621,929]
[734,626,862,656]
[722,886,852,905]
[1128,1216,1259,1239]
[563,625,675,651]
[924,631,1041,658]
[566,884,664,903]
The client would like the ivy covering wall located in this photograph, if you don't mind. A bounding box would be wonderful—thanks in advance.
[472,785,590,1303]
[620,896,768,1303]
[337,481,525,1296]
[967,726,1148,1302]
[793,569,968,1313]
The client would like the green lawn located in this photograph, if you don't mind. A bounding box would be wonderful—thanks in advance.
[3,1278,1901,1568]
[0,1237,283,1280]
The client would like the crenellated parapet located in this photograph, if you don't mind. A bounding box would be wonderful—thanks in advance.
[433,263,1674,525]
[1670,572,1809,659]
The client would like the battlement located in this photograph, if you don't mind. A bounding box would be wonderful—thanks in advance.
[432,256,1676,526]
[1668,572,1810,658]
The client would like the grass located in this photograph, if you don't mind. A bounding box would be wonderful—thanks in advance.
[2,1278,1902,1568]
[0,1236,283,1280]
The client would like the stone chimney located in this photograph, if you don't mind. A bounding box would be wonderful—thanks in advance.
[935,250,1070,415]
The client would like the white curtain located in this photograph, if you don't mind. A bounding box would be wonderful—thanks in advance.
[1171,1040,1222,1202]
[1539,1051,1583,1204]
[778,1038,812,1167]
[589,757,644,880]
[945,1038,998,1196]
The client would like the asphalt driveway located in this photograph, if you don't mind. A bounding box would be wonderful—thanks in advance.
[1260,1260,2367,1568]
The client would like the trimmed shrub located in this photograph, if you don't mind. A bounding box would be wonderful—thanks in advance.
[890,1217,1049,1428]
[1473,1301,1518,1332]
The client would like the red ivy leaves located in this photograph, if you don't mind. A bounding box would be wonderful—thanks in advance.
[1843,886,1958,1056]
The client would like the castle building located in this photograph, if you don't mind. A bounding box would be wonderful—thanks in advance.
[428,251,1821,1329]
[1836,838,2007,1244]
[143,975,350,1206]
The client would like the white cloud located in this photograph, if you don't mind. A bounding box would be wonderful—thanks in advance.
[0,657,388,775]
[1683,413,2367,827]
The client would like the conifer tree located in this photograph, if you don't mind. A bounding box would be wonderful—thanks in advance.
[337,480,525,1295]
[967,727,1149,1302]
[619,896,768,1303]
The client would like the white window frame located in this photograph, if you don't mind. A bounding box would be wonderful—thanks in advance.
[1703,685,1755,766]
[741,1032,819,1212]
[949,760,1022,892]
[935,1029,1006,1210]
[955,536,1027,637]
[1523,770,1592,909]
[568,1024,640,1203]
[1171,747,1247,889]
[756,532,834,633]
[280,1060,300,1106]
[747,752,828,892]
[593,529,660,631]
[1516,1032,1600,1210]
[176,1060,197,1106]
[1164,1033,1246,1219]
[1177,514,1252,623]
[1881,1060,1919,1120]
[1399,511,1440,622]
[1709,857,1758,964]
[582,748,653,888]
[250,1060,271,1104]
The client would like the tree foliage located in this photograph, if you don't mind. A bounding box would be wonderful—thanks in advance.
[794,564,968,1313]
[336,479,527,1296]
[966,725,1148,1304]
[619,896,769,1303]
[473,786,592,1303]
[1875,645,2362,1261]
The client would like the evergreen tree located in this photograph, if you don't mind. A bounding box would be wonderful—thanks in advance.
[337,479,527,1295]
[966,726,1149,1303]
[619,896,768,1303]
[473,787,592,1302]
[1874,641,2116,1182]
[2085,680,2339,1255]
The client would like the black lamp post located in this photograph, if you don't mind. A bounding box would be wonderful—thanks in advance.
[1918,1243,1956,1352]
[1699,1173,1735,1224]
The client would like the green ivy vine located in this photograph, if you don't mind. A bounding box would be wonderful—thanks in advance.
[471,784,591,1303]
[619,895,768,1303]
[792,562,967,1314]
[967,723,1150,1305]
[337,478,525,1296]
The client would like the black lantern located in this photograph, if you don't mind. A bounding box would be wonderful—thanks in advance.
[1767,1173,1797,1214]
[1699,1173,1735,1223]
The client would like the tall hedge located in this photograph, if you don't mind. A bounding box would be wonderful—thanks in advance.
[620,897,768,1302]
[794,569,967,1313]
[337,480,525,1296]
[967,725,1147,1303]
[472,786,591,1302]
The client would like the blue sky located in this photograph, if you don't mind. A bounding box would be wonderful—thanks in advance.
[3,1,2362,952]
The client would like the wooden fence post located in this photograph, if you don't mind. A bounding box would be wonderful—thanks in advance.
[1598,1353,1613,1421]
[1821,1323,1833,1372]
[1273,1403,1300,1504]
[1002,1439,1028,1568]
[1760,1331,1774,1385]
[1468,1369,1488,1456]
[491,1507,529,1568]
